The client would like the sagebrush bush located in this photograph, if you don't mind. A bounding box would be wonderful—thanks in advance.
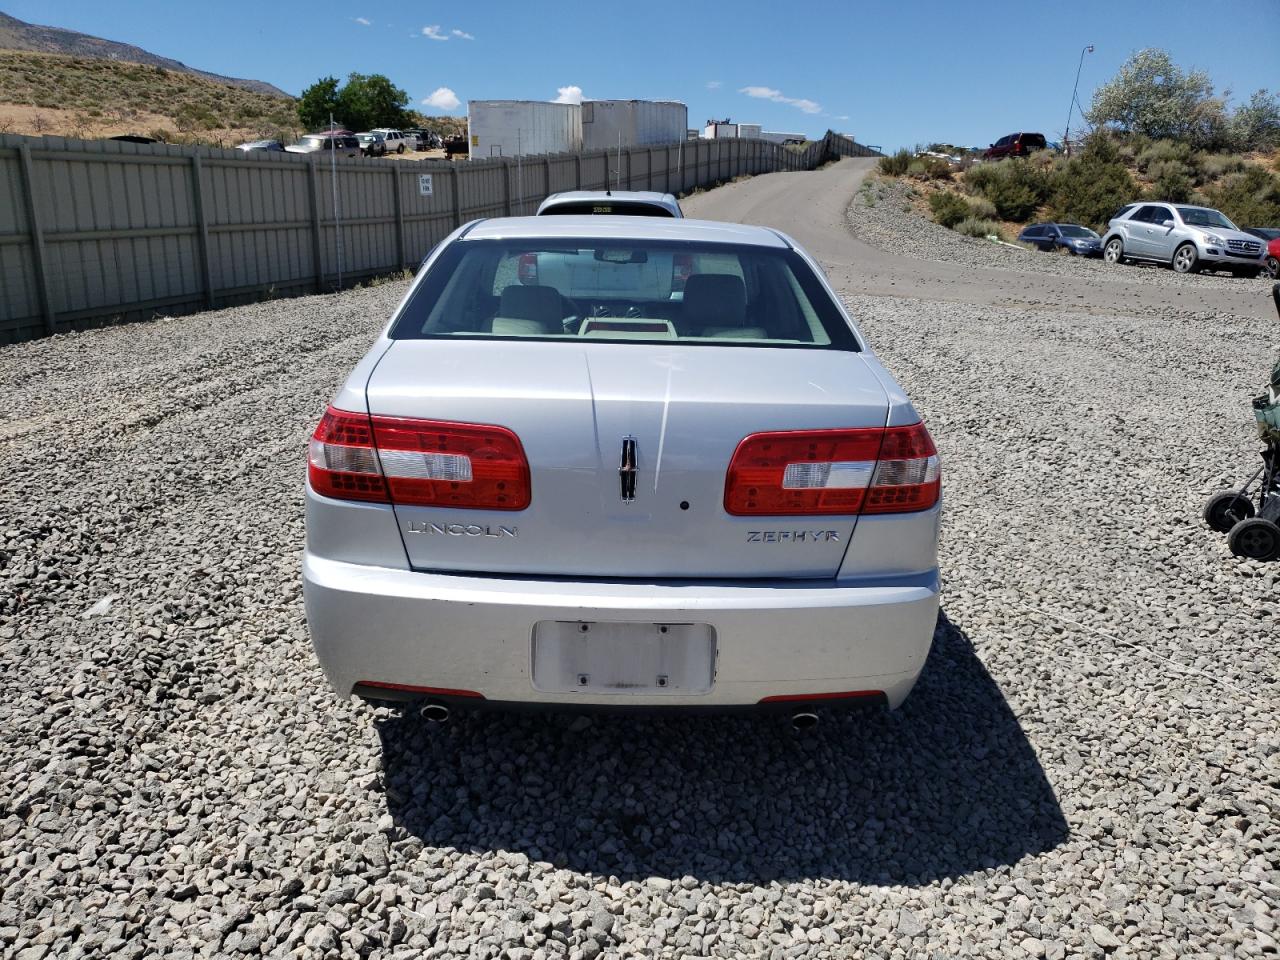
[1136,139,1193,172]
[1148,160,1195,202]
[928,190,973,228]
[878,149,912,176]
[954,217,1001,239]
[1203,167,1280,227]
[1197,153,1246,180]
[965,196,997,219]
[1046,133,1138,231]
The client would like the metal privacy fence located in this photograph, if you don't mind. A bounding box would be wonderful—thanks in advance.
[0,130,878,344]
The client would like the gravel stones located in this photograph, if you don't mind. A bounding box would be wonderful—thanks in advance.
[1,183,1277,959]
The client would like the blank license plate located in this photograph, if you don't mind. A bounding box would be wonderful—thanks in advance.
[531,621,716,695]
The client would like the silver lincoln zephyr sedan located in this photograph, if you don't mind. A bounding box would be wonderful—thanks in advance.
[303,216,941,720]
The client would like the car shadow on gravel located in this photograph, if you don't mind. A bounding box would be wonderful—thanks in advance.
[375,612,1067,884]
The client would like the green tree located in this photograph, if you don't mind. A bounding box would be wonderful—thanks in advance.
[1229,90,1280,151]
[297,75,340,131]
[337,73,410,132]
[1086,49,1227,149]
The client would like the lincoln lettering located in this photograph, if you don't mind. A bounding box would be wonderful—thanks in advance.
[747,530,840,543]
[406,522,518,538]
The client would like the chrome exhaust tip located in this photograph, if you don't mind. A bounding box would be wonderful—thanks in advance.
[790,711,819,731]
[419,702,450,724]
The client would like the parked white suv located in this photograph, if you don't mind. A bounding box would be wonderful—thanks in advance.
[1102,203,1266,277]
[371,128,410,154]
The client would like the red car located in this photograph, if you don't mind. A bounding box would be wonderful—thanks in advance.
[1270,237,1280,279]
[983,132,1047,161]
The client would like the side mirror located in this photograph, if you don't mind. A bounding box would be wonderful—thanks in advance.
[1161,220,1174,228]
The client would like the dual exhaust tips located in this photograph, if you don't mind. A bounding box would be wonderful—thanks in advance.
[416,702,820,730]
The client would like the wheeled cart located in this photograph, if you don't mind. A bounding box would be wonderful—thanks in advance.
[1203,284,1280,561]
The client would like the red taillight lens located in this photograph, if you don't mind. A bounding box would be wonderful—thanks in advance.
[309,408,388,503]
[518,253,538,284]
[862,421,940,514]
[372,416,530,510]
[672,253,693,292]
[308,406,531,511]
[723,422,939,516]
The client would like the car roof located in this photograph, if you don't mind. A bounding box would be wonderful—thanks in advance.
[538,191,681,216]
[463,216,789,248]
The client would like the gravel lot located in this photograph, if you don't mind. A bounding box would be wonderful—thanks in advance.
[2,167,1278,959]
[848,176,1274,290]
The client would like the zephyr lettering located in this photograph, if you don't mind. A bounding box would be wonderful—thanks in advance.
[747,530,840,543]
[406,521,517,538]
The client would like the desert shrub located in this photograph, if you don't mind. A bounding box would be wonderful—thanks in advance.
[1197,153,1246,181]
[928,190,973,228]
[906,157,952,181]
[1046,132,1138,231]
[148,128,173,143]
[963,163,1000,196]
[1136,138,1192,173]
[878,149,912,176]
[954,217,1001,239]
[985,161,1050,220]
[1203,167,1280,227]
[965,196,997,219]
[1147,159,1194,202]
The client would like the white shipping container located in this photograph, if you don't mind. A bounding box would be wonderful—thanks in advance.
[467,101,582,159]
[737,123,763,139]
[581,100,687,152]
[703,122,738,140]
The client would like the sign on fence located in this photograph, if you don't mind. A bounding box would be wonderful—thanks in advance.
[418,174,433,198]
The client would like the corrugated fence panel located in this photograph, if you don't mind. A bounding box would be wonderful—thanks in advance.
[0,130,879,342]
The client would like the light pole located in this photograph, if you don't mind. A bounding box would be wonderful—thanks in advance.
[1064,44,1094,156]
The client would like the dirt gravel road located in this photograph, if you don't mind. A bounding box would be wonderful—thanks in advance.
[683,158,1275,321]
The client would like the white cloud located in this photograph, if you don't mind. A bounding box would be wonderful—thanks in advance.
[422,87,461,111]
[553,85,584,105]
[739,85,822,114]
[451,28,474,40]
[422,24,448,40]
[354,16,371,26]
[706,80,722,90]
[837,114,849,121]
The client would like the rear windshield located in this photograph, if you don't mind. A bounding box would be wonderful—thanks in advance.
[540,201,675,217]
[1021,134,1046,148]
[390,239,859,350]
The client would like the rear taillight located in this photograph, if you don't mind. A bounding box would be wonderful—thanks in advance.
[309,406,531,511]
[309,408,387,503]
[723,422,939,516]
[672,253,693,292]
[518,253,538,284]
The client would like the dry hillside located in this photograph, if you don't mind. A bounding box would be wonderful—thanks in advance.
[0,50,298,145]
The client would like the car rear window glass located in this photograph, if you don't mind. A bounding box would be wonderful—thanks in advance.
[540,201,675,217]
[1022,134,1046,149]
[390,239,859,350]
[1022,226,1043,238]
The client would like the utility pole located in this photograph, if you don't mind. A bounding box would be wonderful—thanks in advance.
[1064,44,1094,156]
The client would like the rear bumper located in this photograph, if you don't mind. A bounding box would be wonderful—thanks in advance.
[303,554,940,710]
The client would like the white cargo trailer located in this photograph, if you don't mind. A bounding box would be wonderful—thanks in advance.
[737,123,763,139]
[581,100,687,152]
[761,131,807,145]
[703,122,738,139]
[467,101,582,159]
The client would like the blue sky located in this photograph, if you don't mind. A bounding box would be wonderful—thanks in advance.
[12,0,1280,149]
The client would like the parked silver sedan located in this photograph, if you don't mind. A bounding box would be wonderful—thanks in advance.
[303,217,941,720]
[1102,203,1266,276]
